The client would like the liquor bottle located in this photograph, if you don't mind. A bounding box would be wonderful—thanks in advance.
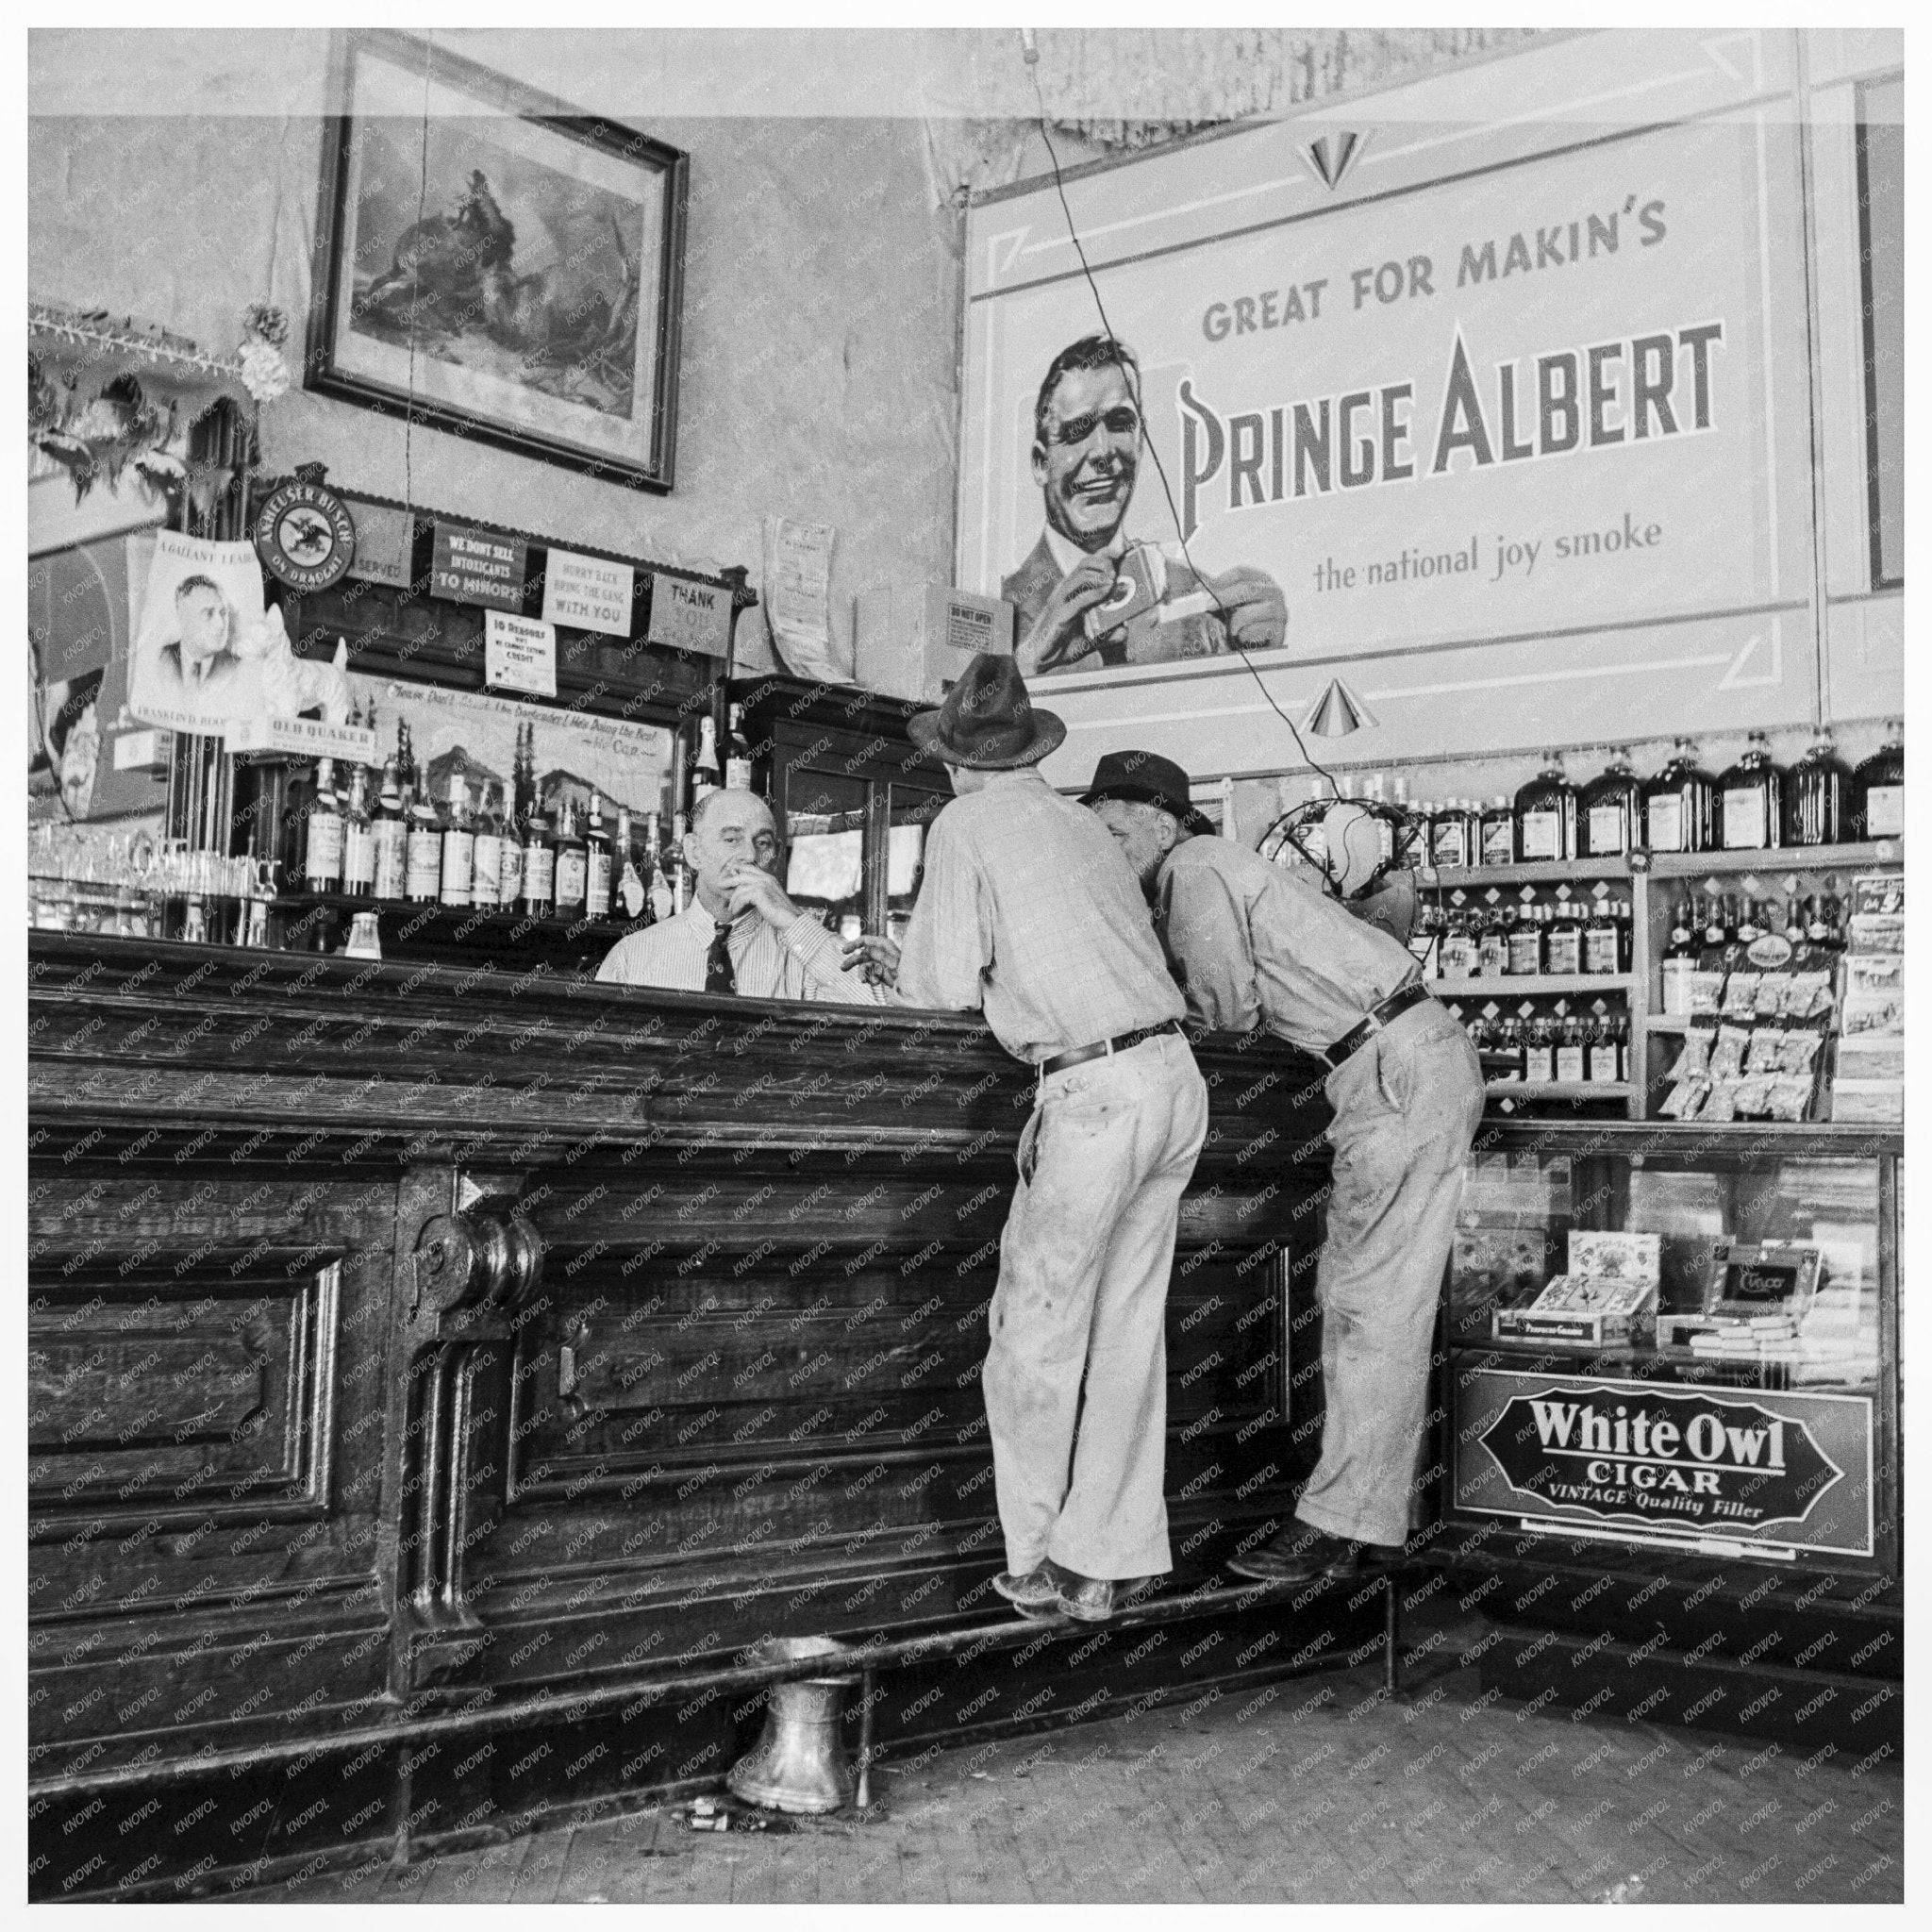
[1411,899,1443,979]
[499,742,526,909]
[438,774,475,908]
[1544,897,1584,976]
[671,810,691,913]
[1734,898,1762,947]
[1782,897,1806,949]
[1514,751,1577,862]
[341,761,375,898]
[1494,1017,1524,1083]
[583,791,613,921]
[1641,737,1714,854]
[1479,795,1514,868]
[646,811,675,924]
[472,782,504,912]
[725,704,756,791]
[1850,718,1904,840]
[1365,774,1394,868]
[520,796,556,918]
[1477,908,1510,978]
[1524,1016,1557,1084]
[405,774,443,904]
[1660,899,1698,1016]
[1582,897,1621,977]
[691,716,722,804]
[371,758,408,902]
[1555,1015,1587,1085]
[1435,798,1479,871]
[1716,729,1784,851]
[1579,746,1641,858]
[1809,890,1844,955]
[616,807,648,920]
[1588,1013,1623,1086]
[1439,908,1478,980]
[554,795,588,917]
[1785,729,1849,847]
[1390,776,1421,868]
[1507,902,1543,977]
[397,721,417,809]
[304,758,345,892]
[1698,892,1733,973]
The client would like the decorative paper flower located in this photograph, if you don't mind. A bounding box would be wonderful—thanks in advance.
[243,301,290,349]
[240,339,290,403]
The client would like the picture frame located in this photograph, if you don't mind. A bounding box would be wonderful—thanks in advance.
[308,29,688,492]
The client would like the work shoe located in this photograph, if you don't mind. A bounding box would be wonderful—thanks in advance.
[1041,1559,1116,1624]
[1224,1523,1362,1586]
[993,1566,1062,1613]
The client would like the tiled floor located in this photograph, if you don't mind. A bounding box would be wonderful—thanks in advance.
[248,1608,1904,1906]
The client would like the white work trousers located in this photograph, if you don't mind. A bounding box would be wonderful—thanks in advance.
[982,1029,1209,1581]
[1295,1000,1486,1548]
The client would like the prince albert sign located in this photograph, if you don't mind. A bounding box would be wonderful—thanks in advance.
[1454,1371,1874,1558]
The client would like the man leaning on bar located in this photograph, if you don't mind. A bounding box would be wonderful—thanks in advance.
[1082,747,1486,1585]
[892,655,1208,1624]
[596,787,894,1001]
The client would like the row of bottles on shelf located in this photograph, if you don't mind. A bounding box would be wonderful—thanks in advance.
[1658,891,1850,1017]
[1501,721,1904,861]
[287,700,762,924]
[292,718,632,922]
[1417,897,1634,980]
[1278,720,1903,871]
[1459,1008,1631,1087]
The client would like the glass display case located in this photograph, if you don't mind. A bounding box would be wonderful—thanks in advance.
[1444,1121,1900,1574]
[739,674,952,941]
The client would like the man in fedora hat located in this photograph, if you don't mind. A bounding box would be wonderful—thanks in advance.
[1084,750,1484,1586]
[894,657,1208,1624]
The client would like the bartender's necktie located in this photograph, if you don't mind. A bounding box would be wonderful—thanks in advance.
[705,921,737,995]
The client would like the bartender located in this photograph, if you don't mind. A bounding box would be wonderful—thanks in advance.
[596,788,888,1002]
[1082,749,1485,1585]
[894,658,1208,1625]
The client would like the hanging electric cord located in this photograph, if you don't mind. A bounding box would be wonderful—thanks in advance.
[1019,40,1341,807]
[1019,39,1436,915]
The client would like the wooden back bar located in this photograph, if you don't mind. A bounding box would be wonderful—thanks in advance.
[28,932,1349,1896]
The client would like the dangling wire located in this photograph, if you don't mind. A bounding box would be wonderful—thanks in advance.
[1022,43,1341,804]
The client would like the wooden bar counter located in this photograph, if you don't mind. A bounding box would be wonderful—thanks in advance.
[27,932,1368,1898]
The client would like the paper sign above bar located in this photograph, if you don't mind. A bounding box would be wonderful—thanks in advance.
[344,499,416,589]
[431,522,527,611]
[646,574,734,658]
[542,548,635,637]
[225,716,380,762]
[485,609,558,698]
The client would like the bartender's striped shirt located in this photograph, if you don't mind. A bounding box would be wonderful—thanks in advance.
[596,899,884,1004]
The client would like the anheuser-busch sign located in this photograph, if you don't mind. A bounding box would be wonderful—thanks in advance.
[1455,1369,1874,1557]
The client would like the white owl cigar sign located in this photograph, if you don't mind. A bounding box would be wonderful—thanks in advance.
[128,531,352,736]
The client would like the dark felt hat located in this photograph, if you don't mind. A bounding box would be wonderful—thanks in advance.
[1078,747,1216,836]
[908,653,1066,769]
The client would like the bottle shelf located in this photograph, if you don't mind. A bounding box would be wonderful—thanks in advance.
[1432,974,1633,997]
[275,891,648,943]
[1425,858,1633,888]
[1644,1014,1693,1034]
[1487,1081,1633,1100]
[1642,840,1902,879]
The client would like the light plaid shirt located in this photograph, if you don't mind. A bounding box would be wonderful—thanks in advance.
[895,768,1184,1063]
[596,898,883,1004]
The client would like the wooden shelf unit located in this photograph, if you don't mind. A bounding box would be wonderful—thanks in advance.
[1419,838,1903,1124]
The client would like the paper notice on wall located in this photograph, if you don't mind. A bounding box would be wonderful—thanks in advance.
[761,516,849,683]
[484,609,558,698]
[543,548,635,638]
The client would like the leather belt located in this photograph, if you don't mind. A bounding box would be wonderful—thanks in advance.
[1039,1020,1182,1080]
[1324,978,1434,1071]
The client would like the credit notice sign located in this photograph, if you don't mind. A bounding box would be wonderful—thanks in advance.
[1452,1366,1874,1557]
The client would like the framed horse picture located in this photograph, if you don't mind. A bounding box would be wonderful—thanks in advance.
[308,30,689,492]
